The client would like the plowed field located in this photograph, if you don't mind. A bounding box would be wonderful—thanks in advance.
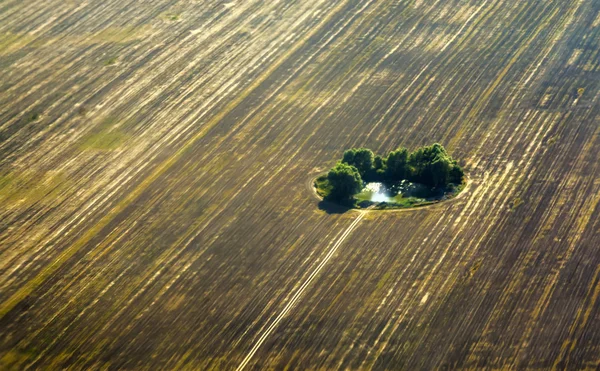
[1,0,599,369]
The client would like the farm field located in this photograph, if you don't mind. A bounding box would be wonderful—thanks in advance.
[1,0,599,369]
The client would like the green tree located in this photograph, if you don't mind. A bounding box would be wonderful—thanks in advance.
[372,155,387,181]
[374,155,386,170]
[408,143,459,188]
[342,148,374,178]
[327,162,363,201]
[428,157,451,188]
[385,147,409,181]
[449,162,464,184]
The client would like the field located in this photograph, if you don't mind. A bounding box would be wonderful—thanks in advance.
[1,0,599,369]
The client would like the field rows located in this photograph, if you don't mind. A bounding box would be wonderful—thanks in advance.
[1,0,599,369]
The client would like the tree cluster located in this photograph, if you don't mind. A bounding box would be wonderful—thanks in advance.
[326,143,464,201]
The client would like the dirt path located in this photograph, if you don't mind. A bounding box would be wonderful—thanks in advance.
[236,210,368,371]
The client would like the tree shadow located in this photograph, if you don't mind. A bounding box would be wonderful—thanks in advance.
[317,200,352,214]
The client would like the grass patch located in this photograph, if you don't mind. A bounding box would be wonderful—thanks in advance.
[162,13,180,21]
[314,175,332,199]
[103,56,118,66]
[354,189,374,202]
[369,198,437,210]
[379,197,429,209]
[78,117,128,151]
[0,349,37,370]
[0,171,70,208]
[90,25,152,44]
[0,173,16,194]
[79,130,126,150]
[0,32,39,55]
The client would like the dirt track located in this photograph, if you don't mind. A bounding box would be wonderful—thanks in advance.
[1,0,599,369]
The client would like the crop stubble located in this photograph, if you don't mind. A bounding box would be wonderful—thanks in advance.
[1,0,599,369]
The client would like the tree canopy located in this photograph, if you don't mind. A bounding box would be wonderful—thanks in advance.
[338,143,464,189]
[319,143,465,206]
[407,143,463,188]
[342,148,374,178]
[385,147,409,181]
[327,162,363,201]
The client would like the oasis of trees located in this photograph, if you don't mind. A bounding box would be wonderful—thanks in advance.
[322,143,464,204]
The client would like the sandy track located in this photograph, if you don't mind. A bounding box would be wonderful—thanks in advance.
[236,210,367,371]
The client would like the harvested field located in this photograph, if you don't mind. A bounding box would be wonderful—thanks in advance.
[1,0,599,369]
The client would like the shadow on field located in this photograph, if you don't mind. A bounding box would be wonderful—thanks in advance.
[318,200,351,214]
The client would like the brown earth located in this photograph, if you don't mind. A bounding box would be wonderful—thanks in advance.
[1,0,599,369]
